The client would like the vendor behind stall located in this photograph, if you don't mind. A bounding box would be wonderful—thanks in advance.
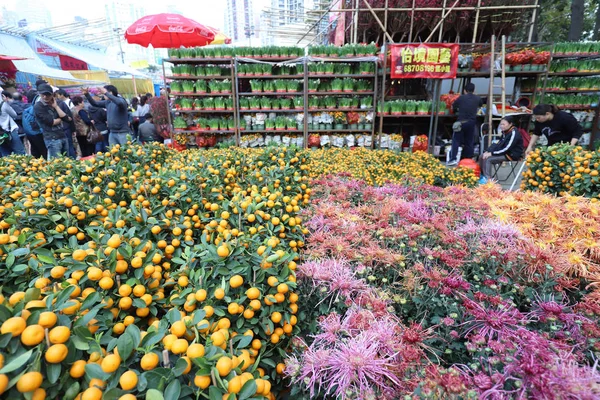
[525,104,582,155]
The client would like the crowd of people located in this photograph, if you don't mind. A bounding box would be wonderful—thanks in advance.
[0,79,164,160]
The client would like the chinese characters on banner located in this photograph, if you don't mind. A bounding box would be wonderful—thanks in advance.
[59,55,88,71]
[390,44,459,79]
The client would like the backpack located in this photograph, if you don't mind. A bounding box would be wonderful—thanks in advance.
[22,105,43,136]
[518,128,531,150]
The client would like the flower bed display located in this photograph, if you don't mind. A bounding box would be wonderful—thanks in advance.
[306,148,478,187]
[522,143,600,198]
[286,175,600,399]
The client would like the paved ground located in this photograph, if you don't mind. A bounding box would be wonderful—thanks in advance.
[493,161,524,191]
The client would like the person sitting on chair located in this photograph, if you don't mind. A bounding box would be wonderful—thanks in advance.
[478,116,523,184]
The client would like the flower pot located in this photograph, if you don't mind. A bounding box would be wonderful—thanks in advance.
[364,123,372,130]
[335,124,345,130]
[318,124,325,130]
[358,123,365,130]
[349,123,358,130]
[324,123,332,130]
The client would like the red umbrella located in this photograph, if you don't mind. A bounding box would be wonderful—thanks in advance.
[124,14,215,48]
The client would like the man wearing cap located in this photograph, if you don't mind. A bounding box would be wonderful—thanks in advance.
[33,84,70,159]
[83,85,130,147]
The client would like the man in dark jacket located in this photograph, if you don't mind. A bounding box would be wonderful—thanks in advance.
[33,84,70,159]
[449,83,482,165]
[478,116,524,184]
[83,85,129,146]
[88,98,109,153]
[138,113,160,143]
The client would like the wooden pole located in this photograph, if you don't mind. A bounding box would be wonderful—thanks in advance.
[501,35,506,118]
[378,41,388,148]
[472,0,482,43]
[439,0,447,42]
[424,0,460,43]
[409,0,416,42]
[488,35,495,147]
[528,0,539,43]
[362,0,394,43]
[353,0,359,44]
[384,0,389,40]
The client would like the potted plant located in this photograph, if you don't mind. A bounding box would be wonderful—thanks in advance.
[308,79,320,93]
[261,64,272,76]
[416,101,431,115]
[293,97,303,110]
[170,81,183,94]
[359,62,374,75]
[263,81,275,93]
[357,80,370,92]
[239,119,247,131]
[342,79,354,93]
[347,111,359,129]
[260,97,272,110]
[181,98,193,111]
[330,79,343,93]
[438,101,448,115]
[195,80,207,94]
[265,118,275,131]
[325,96,338,110]
[274,80,287,93]
[405,100,417,115]
[249,97,260,110]
[333,111,346,129]
[338,97,351,110]
[227,118,235,131]
[308,133,321,148]
[239,98,249,110]
[225,98,233,110]
[173,116,187,131]
[275,116,286,131]
[287,80,301,93]
[220,80,231,94]
[280,98,292,110]
[214,97,225,111]
[286,117,296,131]
[271,98,281,110]
[360,96,372,110]
[195,118,206,131]
[238,64,248,76]
[208,81,221,94]
[309,96,320,110]
[203,97,214,110]
[250,80,263,93]
[208,118,219,131]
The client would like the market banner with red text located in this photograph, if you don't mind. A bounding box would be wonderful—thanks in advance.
[390,44,459,79]
[59,55,88,71]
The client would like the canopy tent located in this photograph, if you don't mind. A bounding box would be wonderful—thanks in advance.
[0,32,80,81]
[31,35,148,78]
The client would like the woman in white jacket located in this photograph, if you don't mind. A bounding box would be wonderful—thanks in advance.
[0,91,26,157]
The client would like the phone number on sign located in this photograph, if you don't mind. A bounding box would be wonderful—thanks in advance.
[396,64,450,73]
